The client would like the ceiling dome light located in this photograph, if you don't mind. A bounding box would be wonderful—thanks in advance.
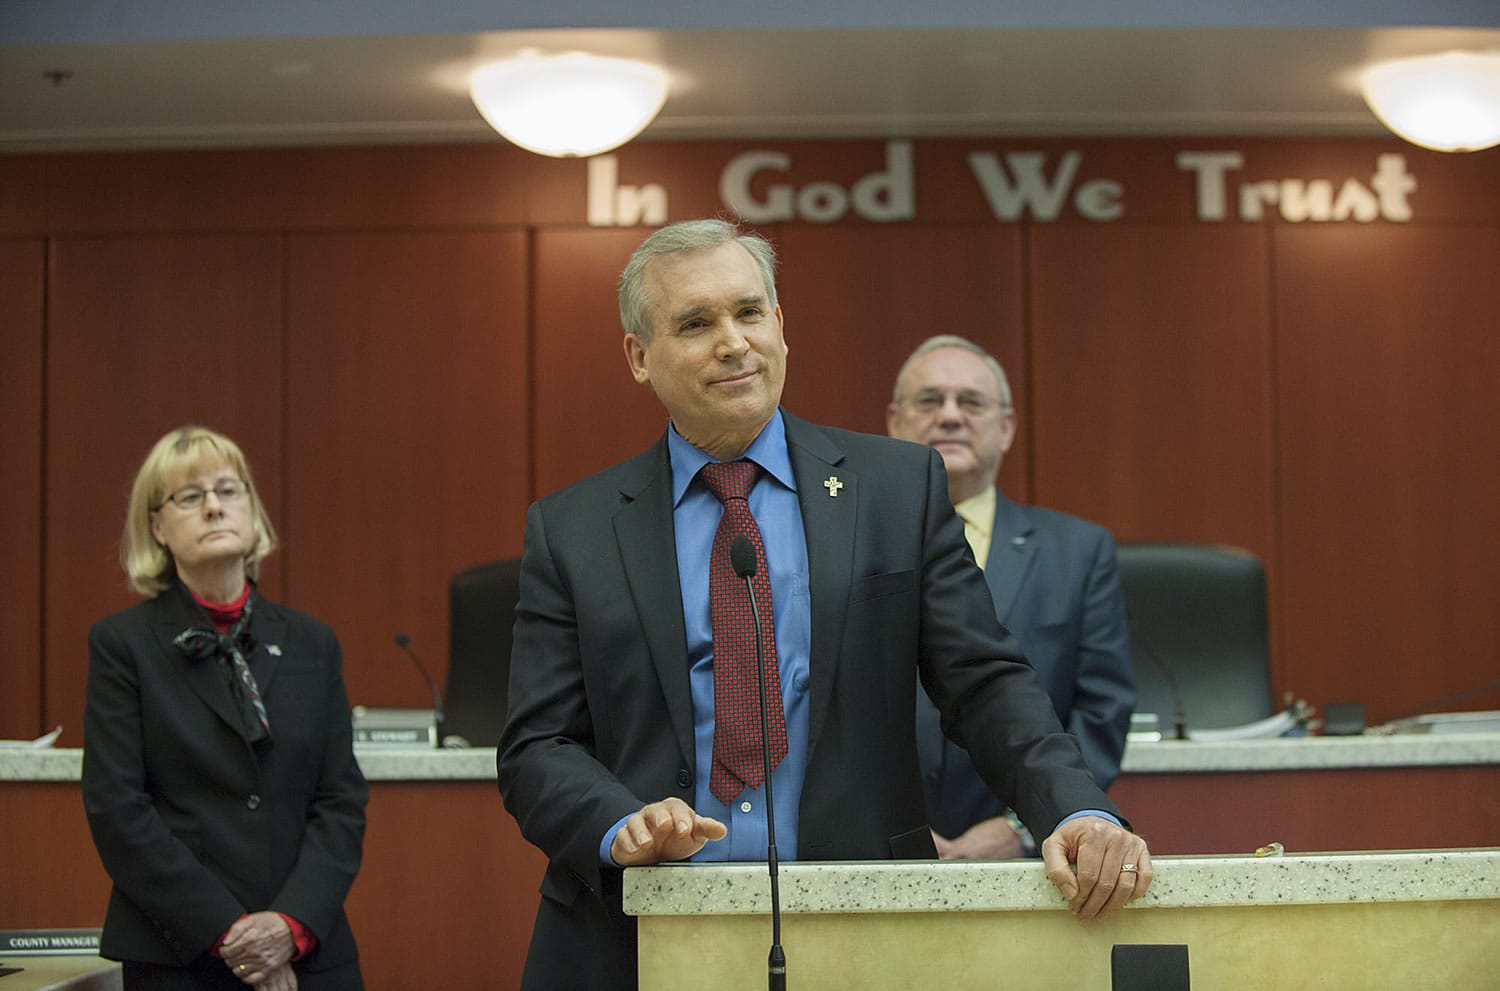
[468,53,669,158]
[1360,51,1500,153]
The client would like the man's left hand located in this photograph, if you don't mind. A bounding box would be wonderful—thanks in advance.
[932,815,1027,860]
[1040,815,1152,920]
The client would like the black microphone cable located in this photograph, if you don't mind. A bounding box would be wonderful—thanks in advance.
[1126,612,1188,741]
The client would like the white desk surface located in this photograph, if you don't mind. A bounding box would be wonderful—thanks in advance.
[4,730,1499,782]
[0,956,119,991]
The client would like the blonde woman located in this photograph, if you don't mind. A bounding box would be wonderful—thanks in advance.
[83,426,366,991]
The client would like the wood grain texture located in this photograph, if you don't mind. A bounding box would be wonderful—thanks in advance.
[283,230,531,708]
[1111,764,1500,855]
[44,235,286,746]
[0,241,45,740]
[774,223,1029,500]
[1273,224,1500,724]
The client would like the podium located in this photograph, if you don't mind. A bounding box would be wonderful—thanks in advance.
[624,849,1500,989]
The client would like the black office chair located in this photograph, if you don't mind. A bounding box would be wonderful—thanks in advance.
[441,558,522,748]
[1114,542,1274,734]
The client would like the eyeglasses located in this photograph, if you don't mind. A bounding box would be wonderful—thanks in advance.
[156,479,250,512]
[901,389,1010,418]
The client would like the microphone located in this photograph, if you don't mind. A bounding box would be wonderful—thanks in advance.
[393,632,446,748]
[1126,612,1188,741]
[730,535,787,991]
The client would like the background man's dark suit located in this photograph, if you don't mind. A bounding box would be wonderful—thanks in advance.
[498,412,1122,987]
[83,582,367,986]
[917,493,1136,839]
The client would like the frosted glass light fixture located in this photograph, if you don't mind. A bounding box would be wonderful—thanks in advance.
[468,53,669,158]
[1360,51,1500,153]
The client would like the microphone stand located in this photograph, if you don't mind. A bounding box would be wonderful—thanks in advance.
[394,633,446,747]
[740,555,787,990]
[1128,615,1187,740]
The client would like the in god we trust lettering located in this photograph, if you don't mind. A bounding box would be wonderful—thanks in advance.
[585,140,1419,226]
[1178,151,1416,222]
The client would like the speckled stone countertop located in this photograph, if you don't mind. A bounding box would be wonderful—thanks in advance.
[623,848,1500,917]
[6,732,1499,782]
[1121,731,1500,773]
[0,746,497,781]
[350,747,498,780]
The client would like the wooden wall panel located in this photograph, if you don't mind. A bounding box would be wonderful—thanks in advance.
[1112,765,1500,856]
[0,146,540,235]
[344,781,547,991]
[284,231,530,707]
[1274,225,1500,724]
[1027,223,1276,554]
[45,236,285,747]
[774,224,1029,498]
[9,137,1500,987]
[1028,223,1282,694]
[0,782,111,927]
[531,227,669,495]
[3,140,1497,239]
[0,240,45,740]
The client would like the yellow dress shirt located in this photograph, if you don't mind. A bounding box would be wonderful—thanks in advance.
[953,486,996,572]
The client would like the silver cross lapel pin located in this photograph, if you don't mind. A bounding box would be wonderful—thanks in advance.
[823,476,844,498]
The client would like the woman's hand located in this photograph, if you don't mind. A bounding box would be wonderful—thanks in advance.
[220,912,294,984]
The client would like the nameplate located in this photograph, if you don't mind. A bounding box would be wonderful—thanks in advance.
[352,707,437,748]
[354,725,436,747]
[0,928,102,955]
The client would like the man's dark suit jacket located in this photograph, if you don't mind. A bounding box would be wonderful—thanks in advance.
[498,412,1124,989]
[917,493,1136,839]
[82,582,367,987]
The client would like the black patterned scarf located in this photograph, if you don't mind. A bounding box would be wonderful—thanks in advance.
[174,592,271,746]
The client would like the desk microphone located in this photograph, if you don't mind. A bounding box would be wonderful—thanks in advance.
[1127,612,1188,741]
[393,632,446,747]
[731,535,787,991]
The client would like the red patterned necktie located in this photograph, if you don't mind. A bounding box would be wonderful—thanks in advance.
[700,460,789,804]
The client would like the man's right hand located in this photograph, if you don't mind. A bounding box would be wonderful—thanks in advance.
[611,796,728,866]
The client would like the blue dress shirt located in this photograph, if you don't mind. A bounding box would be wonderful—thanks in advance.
[668,412,810,862]
[601,411,810,863]
[600,409,1113,863]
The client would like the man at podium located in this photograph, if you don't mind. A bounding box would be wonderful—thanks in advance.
[498,219,1152,990]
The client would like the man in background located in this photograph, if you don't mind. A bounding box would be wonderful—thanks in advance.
[888,334,1136,858]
